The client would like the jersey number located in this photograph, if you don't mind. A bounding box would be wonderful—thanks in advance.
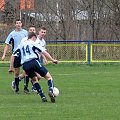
[22,45,31,56]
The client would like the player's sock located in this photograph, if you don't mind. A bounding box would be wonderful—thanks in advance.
[12,77,21,88]
[31,80,36,91]
[48,80,54,93]
[15,77,19,90]
[24,76,29,89]
[34,83,44,97]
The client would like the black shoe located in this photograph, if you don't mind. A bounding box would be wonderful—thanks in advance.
[41,97,47,102]
[15,88,19,94]
[48,91,55,103]
[24,88,30,94]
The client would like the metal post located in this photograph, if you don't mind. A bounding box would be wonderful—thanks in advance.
[88,40,91,65]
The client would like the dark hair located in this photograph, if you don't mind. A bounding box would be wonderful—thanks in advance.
[28,32,37,39]
[29,25,36,28]
[15,18,21,23]
[40,26,46,30]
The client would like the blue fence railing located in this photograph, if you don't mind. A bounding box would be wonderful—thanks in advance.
[1,40,120,64]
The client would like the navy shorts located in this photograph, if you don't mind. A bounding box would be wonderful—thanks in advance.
[13,56,21,68]
[23,59,48,78]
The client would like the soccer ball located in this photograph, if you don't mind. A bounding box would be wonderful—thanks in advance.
[53,87,59,97]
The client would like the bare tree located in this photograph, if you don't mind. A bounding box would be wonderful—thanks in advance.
[0,0,120,40]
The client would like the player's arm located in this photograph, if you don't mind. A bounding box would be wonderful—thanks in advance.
[1,44,11,61]
[35,50,48,65]
[33,45,58,64]
[43,51,58,64]
[42,41,48,64]
[2,33,13,61]
[41,54,48,65]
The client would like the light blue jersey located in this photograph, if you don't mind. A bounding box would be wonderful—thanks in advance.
[5,29,28,52]
[14,40,45,65]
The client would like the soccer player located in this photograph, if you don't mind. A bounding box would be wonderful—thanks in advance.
[14,32,58,103]
[31,26,48,92]
[12,25,47,93]
[37,26,48,64]
[11,25,37,93]
[1,19,28,93]
[1,19,28,73]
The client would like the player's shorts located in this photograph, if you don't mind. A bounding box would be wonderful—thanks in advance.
[22,59,48,78]
[39,57,43,64]
[13,56,21,68]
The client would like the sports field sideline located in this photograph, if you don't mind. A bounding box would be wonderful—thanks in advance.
[0,63,120,120]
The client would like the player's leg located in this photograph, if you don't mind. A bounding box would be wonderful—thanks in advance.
[12,56,21,92]
[14,67,20,93]
[11,70,25,90]
[11,74,23,90]
[19,70,30,94]
[32,77,47,102]
[19,72,25,80]
[44,72,55,103]
[31,72,42,92]
[45,73,54,91]
[24,74,30,94]
[23,60,47,102]
[14,70,30,94]
[36,63,55,103]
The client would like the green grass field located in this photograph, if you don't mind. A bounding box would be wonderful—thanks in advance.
[0,63,120,120]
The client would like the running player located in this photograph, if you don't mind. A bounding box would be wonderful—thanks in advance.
[31,26,48,92]
[14,32,58,103]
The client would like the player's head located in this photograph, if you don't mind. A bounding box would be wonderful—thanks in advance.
[28,32,37,41]
[15,19,22,30]
[38,26,47,39]
[28,25,36,33]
